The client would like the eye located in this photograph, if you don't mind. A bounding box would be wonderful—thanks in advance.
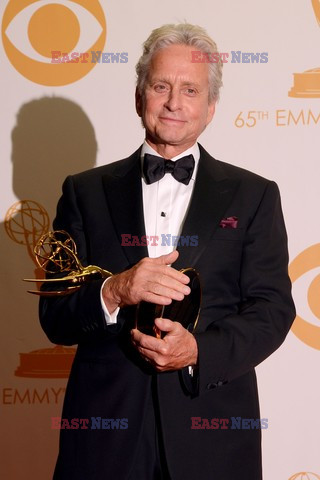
[289,244,320,350]
[154,83,168,93]
[184,87,197,96]
[2,0,106,86]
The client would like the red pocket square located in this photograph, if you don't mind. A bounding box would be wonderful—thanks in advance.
[219,216,238,229]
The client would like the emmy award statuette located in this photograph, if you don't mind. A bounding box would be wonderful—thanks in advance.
[25,230,202,335]
[24,230,113,295]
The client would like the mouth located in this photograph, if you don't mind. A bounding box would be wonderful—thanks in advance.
[159,117,186,124]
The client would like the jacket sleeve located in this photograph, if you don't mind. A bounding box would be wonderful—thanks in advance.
[39,175,130,346]
[193,181,296,396]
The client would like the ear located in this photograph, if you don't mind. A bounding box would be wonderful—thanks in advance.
[135,87,143,117]
[206,100,216,126]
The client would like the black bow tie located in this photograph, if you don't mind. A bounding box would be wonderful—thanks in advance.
[143,153,195,185]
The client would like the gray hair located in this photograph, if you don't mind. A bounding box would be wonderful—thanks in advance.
[136,23,223,103]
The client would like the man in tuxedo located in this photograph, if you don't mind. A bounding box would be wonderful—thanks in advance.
[40,23,295,480]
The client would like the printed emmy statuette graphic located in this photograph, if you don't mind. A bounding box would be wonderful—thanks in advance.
[5,201,76,378]
[289,0,320,97]
[288,473,320,480]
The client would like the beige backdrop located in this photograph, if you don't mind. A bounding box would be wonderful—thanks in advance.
[1,1,319,479]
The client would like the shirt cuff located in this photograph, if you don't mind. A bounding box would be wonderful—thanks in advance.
[100,277,120,325]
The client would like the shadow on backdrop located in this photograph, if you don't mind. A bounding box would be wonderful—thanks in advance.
[0,97,98,478]
[11,96,97,220]
[1,96,98,372]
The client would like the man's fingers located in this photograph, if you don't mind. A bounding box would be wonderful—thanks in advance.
[131,329,167,354]
[136,257,190,286]
[149,264,191,287]
[152,249,179,265]
[154,317,177,332]
[103,252,191,308]
[131,323,197,371]
[141,284,190,305]
[150,276,190,297]
[132,262,191,303]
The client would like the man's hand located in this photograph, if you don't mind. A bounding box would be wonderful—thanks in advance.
[131,317,198,371]
[101,250,190,313]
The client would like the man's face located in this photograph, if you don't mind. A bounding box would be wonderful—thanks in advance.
[136,44,216,156]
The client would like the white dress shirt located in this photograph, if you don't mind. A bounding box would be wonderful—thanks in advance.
[101,141,200,324]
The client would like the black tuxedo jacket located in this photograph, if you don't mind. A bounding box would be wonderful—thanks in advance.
[40,145,295,480]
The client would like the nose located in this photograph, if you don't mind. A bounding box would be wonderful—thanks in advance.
[164,88,181,111]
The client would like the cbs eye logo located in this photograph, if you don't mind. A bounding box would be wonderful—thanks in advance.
[289,244,320,350]
[1,0,106,86]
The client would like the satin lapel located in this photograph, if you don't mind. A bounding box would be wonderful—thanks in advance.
[102,148,148,266]
[174,145,240,270]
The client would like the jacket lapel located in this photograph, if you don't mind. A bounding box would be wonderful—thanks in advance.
[102,148,148,266]
[174,144,240,270]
